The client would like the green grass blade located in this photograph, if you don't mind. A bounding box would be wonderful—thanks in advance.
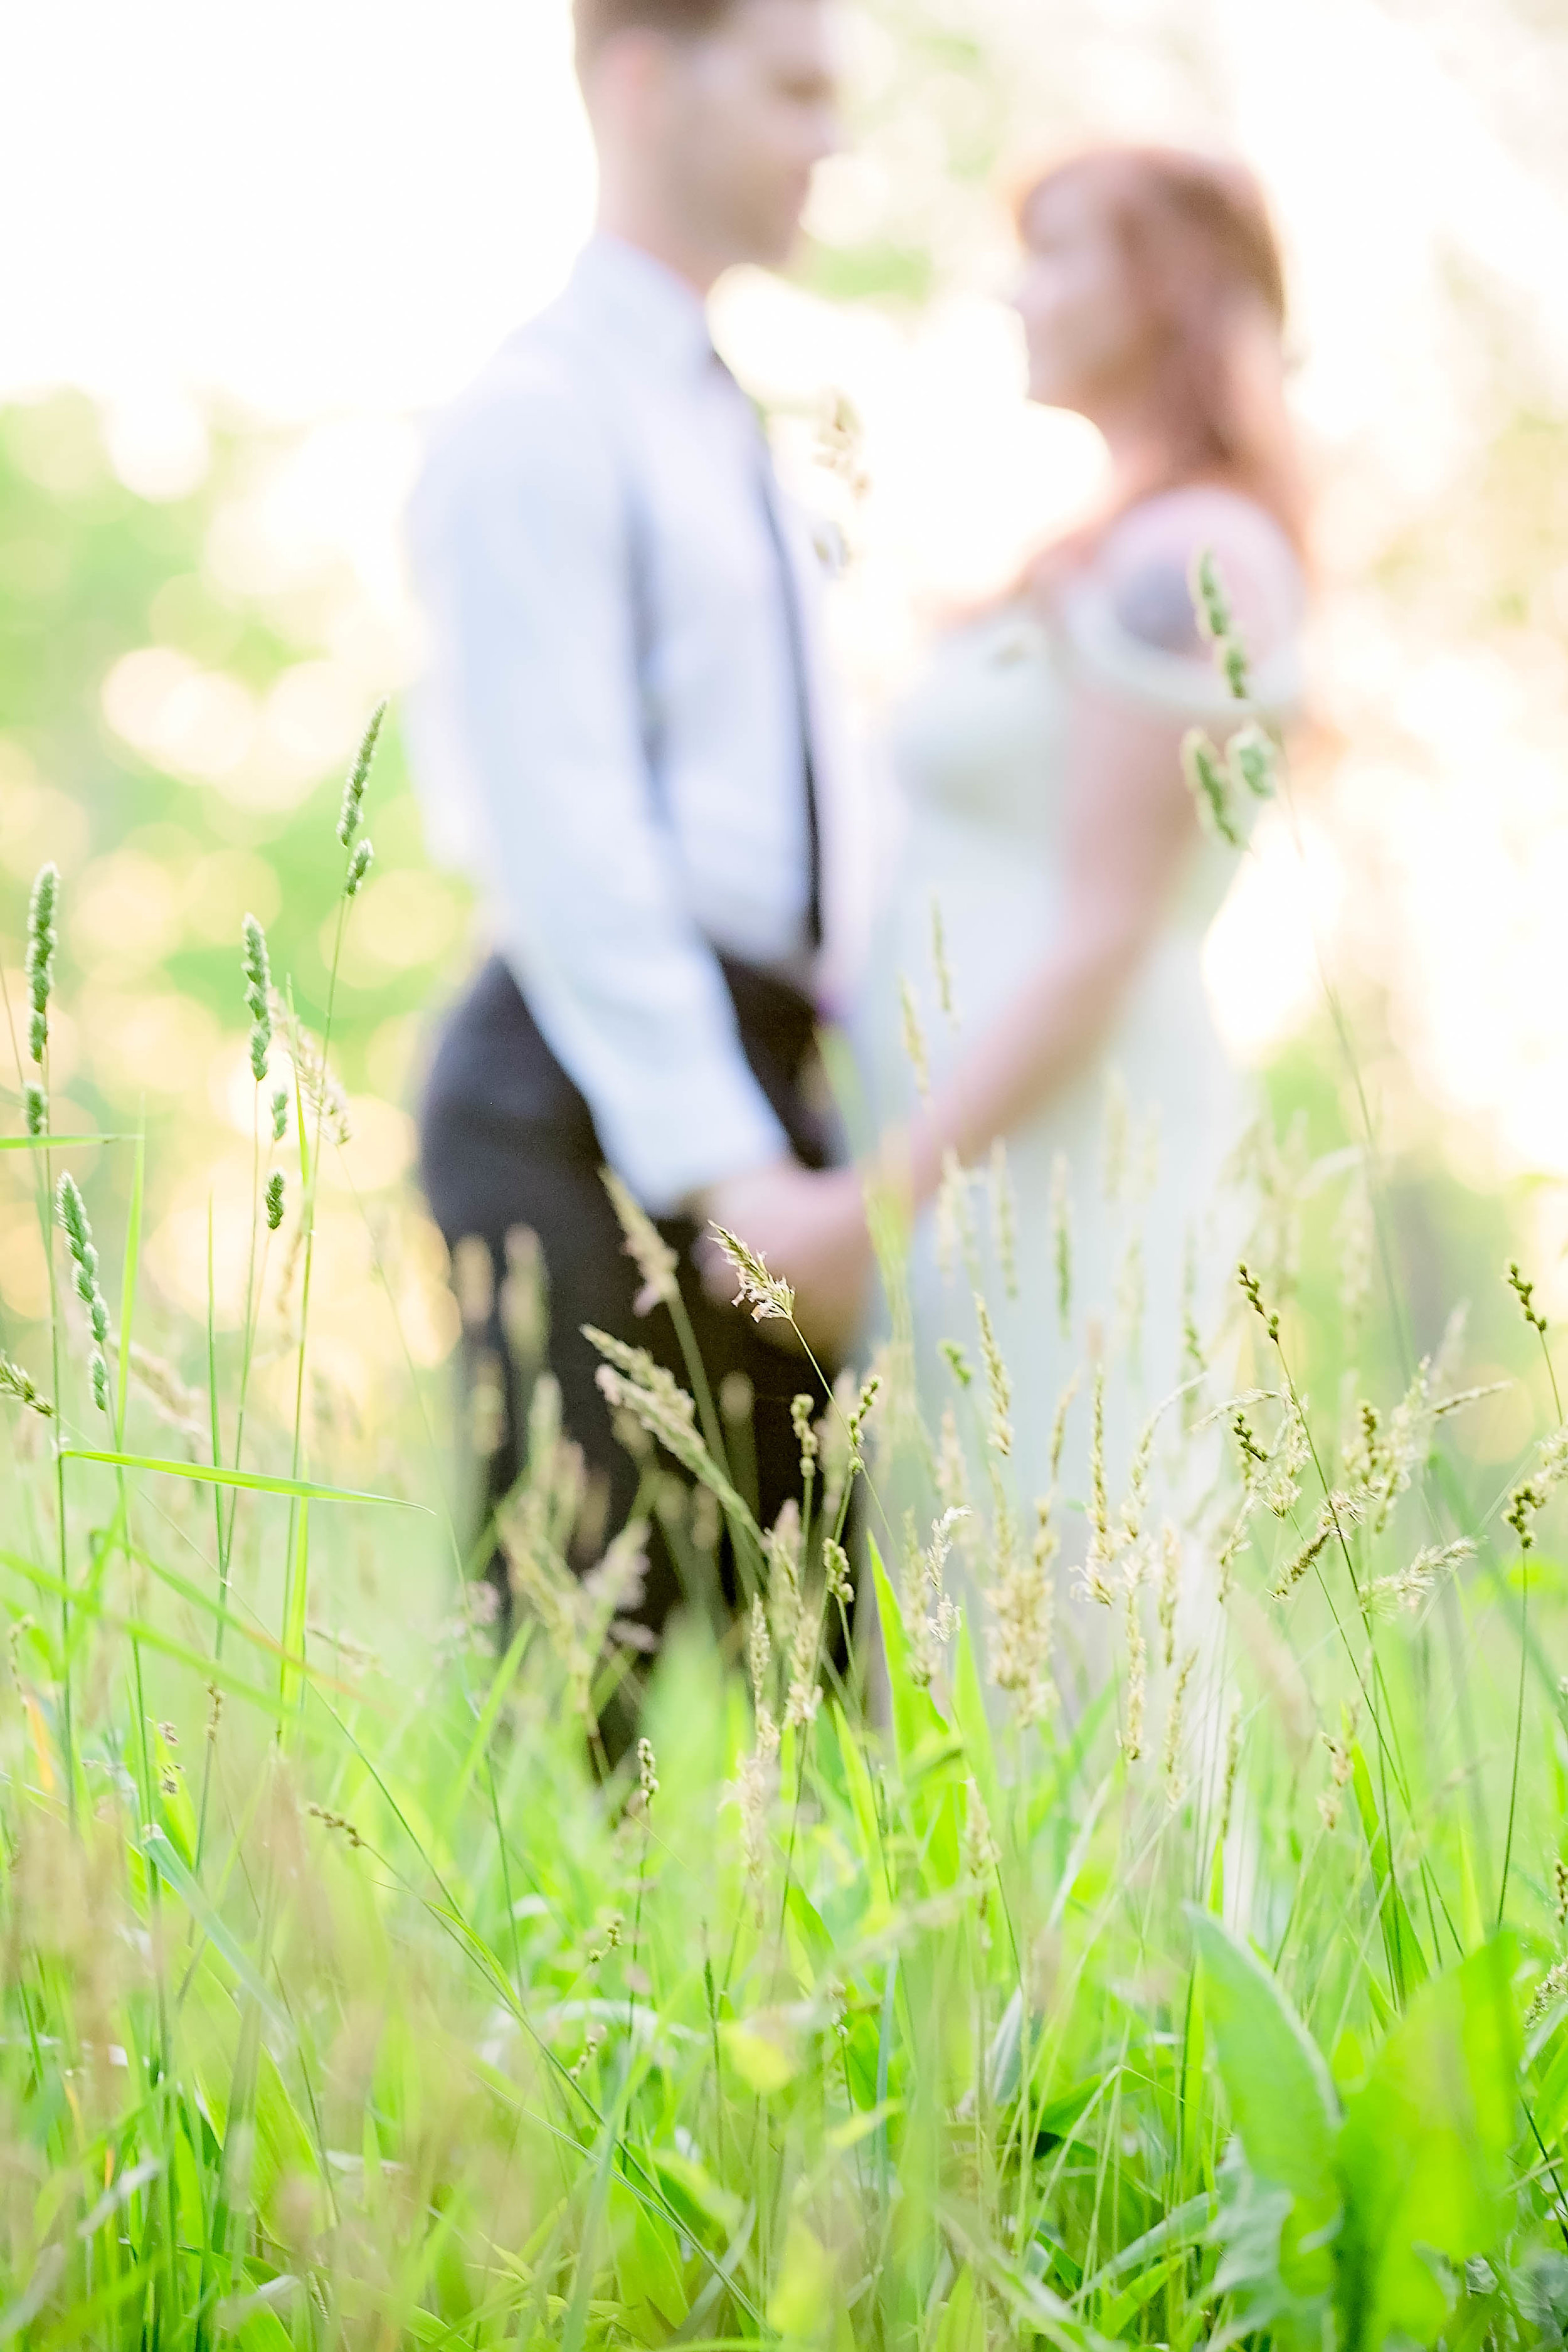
[128,1542,375,1701]
[281,1499,309,1711]
[440,1621,535,1835]
[1350,1742,1429,2005]
[141,1825,291,2033]
[0,1133,125,1150]
[1,1546,292,1718]
[61,1447,427,1509]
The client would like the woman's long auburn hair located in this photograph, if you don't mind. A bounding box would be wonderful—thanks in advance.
[1020,145,1309,561]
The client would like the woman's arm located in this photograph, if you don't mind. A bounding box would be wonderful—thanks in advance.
[894,679,1199,1204]
[891,489,1303,1204]
[699,685,1201,1340]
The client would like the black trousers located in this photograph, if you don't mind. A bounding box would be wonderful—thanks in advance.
[418,954,839,1643]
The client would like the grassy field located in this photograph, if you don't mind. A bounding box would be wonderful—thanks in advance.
[3,562,1568,2352]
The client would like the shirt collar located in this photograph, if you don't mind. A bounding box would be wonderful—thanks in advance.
[567,234,716,378]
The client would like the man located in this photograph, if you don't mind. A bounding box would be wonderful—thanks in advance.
[410,0,871,1635]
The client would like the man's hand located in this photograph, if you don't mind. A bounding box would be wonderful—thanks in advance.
[694,1160,872,1361]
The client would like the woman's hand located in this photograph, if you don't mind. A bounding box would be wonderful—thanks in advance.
[694,1160,873,1362]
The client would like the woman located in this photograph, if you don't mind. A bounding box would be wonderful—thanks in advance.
[854,146,1308,1537]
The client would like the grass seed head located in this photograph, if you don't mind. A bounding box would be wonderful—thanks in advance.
[469,1352,507,1459]
[963,1780,999,1882]
[344,838,374,898]
[930,894,956,1023]
[337,697,387,849]
[748,1591,772,1714]
[906,1506,964,1687]
[784,1590,822,1730]
[990,1138,1018,1301]
[497,1222,548,1366]
[1120,1568,1147,1764]
[710,1225,793,1323]
[1163,1646,1199,1808]
[0,1352,53,1419]
[973,1290,1011,1458]
[1273,1522,1328,1601]
[265,1171,285,1232]
[242,913,272,1081]
[1049,1369,1079,1490]
[765,1496,803,1655]
[1227,721,1278,800]
[452,1236,494,1330]
[1190,548,1251,700]
[1528,1959,1568,2029]
[1192,545,1234,643]
[1237,1261,1280,1343]
[1369,1537,1475,1616]
[899,975,930,1098]
[56,1172,112,1410]
[125,1341,205,1440]
[603,1168,679,1315]
[987,1491,1056,1724]
[275,994,351,1146]
[791,1391,818,1480]
[1258,1396,1310,1517]
[1051,1152,1073,1337]
[55,1172,97,1299]
[1318,1711,1357,1830]
[25,861,59,1065]
[1079,1365,1114,1605]
[1158,1522,1181,1668]
[1507,1259,1548,1337]
[1182,729,1242,847]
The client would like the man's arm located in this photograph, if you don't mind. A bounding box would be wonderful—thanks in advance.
[409,367,789,1216]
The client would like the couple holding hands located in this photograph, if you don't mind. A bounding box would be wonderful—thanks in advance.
[409,0,1306,1640]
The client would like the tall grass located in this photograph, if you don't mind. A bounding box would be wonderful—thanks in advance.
[1,649,1567,2352]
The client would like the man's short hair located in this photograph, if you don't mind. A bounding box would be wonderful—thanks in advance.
[574,0,737,68]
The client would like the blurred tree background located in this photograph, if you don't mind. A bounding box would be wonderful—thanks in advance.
[3,0,1568,1473]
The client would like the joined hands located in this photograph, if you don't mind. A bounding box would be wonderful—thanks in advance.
[694,1158,872,1362]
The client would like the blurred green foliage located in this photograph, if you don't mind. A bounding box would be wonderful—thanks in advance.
[0,391,466,1121]
[0,393,474,1357]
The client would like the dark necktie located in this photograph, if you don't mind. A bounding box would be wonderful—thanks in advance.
[714,351,824,953]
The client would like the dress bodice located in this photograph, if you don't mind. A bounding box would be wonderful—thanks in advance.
[886,607,1069,857]
[883,497,1305,971]
[852,485,1308,1581]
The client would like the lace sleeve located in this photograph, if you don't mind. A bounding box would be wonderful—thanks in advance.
[1111,558,1209,659]
[1059,490,1306,721]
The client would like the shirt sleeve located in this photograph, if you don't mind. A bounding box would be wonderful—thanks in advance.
[408,368,789,1214]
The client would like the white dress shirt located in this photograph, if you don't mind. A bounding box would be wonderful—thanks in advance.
[406,235,857,1215]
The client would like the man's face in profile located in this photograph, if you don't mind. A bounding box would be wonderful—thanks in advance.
[663,0,839,273]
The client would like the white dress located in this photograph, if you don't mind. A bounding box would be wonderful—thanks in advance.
[854,489,1305,1549]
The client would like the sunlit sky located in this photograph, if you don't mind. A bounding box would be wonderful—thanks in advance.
[8,0,1568,1185]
